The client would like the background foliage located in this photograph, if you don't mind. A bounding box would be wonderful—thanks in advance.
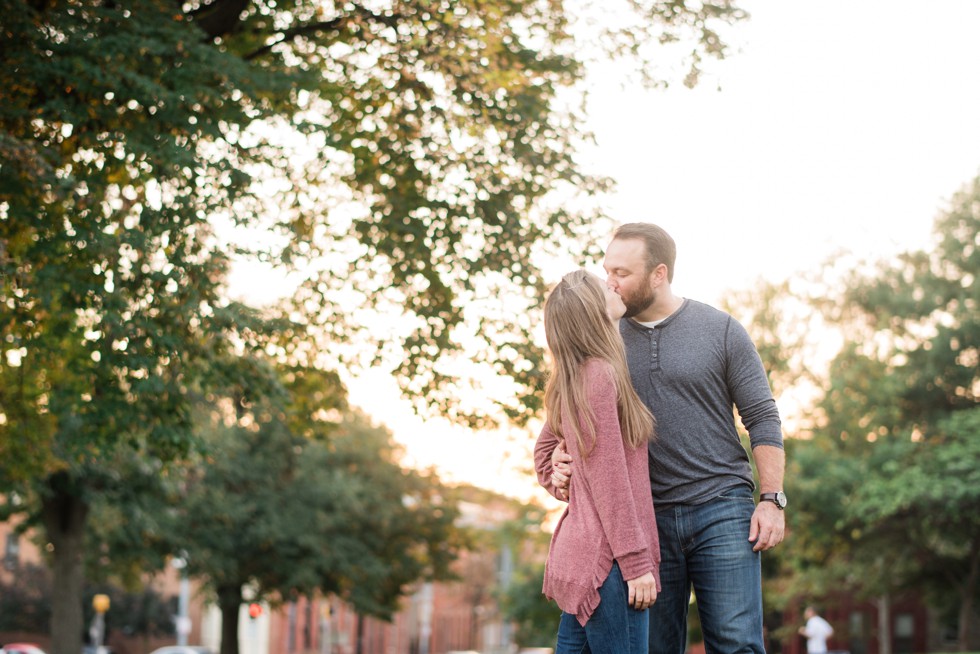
[1,1,745,651]
[772,175,980,651]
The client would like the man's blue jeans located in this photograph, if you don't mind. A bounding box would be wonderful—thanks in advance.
[556,561,650,653]
[649,487,765,654]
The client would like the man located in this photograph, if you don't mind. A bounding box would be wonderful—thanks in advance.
[536,222,786,653]
[799,606,834,654]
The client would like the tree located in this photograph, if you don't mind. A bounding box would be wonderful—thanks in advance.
[848,409,980,651]
[1,2,285,648]
[835,175,979,651]
[782,174,980,651]
[720,278,815,398]
[418,484,552,652]
[719,279,816,639]
[170,393,463,654]
[498,558,559,649]
[1,1,746,652]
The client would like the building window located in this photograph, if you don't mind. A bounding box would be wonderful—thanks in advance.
[895,614,914,638]
[848,611,864,636]
[848,611,867,654]
[894,613,915,654]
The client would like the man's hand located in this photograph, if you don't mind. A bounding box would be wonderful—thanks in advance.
[550,441,572,501]
[626,571,658,610]
[749,501,785,551]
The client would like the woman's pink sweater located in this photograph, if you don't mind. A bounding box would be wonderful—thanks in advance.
[534,358,661,626]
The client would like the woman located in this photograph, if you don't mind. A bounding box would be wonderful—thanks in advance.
[534,270,661,653]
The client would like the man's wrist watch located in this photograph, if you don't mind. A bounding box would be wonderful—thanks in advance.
[760,491,788,510]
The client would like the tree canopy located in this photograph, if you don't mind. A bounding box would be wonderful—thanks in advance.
[779,174,980,651]
[172,400,463,654]
[1,1,746,652]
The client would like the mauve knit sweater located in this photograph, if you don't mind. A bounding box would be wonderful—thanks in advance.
[534,358,661,627]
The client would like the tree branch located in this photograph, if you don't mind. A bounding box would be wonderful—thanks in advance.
[243,5,401,61]
[243,17,345,61]
[189,0,251,41]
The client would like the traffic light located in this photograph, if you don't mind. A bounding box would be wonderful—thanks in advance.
[248,602,263,620]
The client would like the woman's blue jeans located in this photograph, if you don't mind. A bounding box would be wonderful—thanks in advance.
[555,561,650,654]
[649,486,765,654]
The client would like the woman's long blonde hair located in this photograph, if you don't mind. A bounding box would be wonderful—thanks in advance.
[543,270,655,458]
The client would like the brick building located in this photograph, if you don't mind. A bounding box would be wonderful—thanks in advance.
[1,491,526,654]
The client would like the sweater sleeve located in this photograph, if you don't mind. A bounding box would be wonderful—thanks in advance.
[534,421,567,502]
[579,360,655,581]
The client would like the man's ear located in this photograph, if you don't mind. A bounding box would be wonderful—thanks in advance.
[651,262,669,286]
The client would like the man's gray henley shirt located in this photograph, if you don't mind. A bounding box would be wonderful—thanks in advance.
[620,299,784,507]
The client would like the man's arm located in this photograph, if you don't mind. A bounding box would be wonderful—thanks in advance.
[549,441,572,501]
[749,444,785,551]
[533,422,571,502]
[725,319,786,551]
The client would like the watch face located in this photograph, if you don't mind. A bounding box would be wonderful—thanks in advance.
[776,491,787,508]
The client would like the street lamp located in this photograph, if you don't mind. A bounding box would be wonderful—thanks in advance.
[91,594,110,653]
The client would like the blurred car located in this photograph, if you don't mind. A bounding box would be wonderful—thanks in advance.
[3,644,48,654]
[148,647,213,654]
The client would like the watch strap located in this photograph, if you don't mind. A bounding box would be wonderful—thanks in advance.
[759,492,786,509]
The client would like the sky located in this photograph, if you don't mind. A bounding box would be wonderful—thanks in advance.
[583,0,980,305]
[233,1,980,501]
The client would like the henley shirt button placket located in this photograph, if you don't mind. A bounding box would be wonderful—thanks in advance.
[649,328,660,372]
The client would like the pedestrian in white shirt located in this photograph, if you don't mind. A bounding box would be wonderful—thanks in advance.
[798,605,834,654]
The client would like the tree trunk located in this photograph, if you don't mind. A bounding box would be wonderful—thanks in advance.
[469,601,481,650]
[876,593,891,654]
[40,472,90,654]
[958,537,980,652]
[218,585,243,654]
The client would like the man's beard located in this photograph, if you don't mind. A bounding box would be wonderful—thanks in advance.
[622,285,656,318]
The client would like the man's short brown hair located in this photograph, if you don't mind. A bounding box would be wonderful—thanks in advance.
[613,223,677,282]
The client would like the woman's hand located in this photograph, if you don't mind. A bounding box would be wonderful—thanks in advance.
[550,441,573,501]
[626,571,658,610]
